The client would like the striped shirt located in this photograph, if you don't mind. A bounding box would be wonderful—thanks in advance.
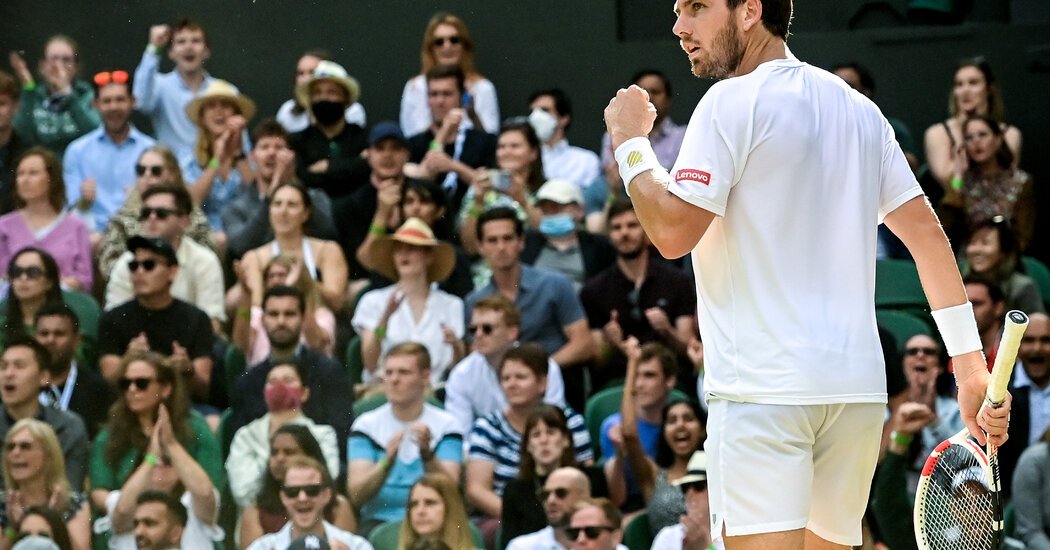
[468,407,592,496]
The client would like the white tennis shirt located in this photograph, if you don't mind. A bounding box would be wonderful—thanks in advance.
[667,51,922,405]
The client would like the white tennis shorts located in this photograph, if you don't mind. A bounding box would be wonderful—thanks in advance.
[706,400,884,546]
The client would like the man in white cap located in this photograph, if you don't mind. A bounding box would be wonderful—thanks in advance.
[289,60,369,199]
[651,451,722,550]
[521,179,615,290]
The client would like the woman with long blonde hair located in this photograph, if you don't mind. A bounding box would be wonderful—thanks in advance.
[399,474,475,550]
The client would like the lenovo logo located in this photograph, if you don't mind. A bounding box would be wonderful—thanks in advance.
[675,169,712,185]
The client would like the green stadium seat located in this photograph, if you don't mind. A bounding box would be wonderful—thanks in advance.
[876,309,933,353]
[224,345,248,402]
[346,334,364,387]
[623,512,655,550]
[1022,255,1050,310]
[584,385,690,459]
[875,259,928,309]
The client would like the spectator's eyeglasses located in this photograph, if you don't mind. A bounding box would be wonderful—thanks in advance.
[118,377,155,391]
[432,36,461,47]
[138,207,178,221]
[565,526,615,540]
[905,347,938,357]
[4,441,34,453]
[469,323,496,335]
[536,487,571,501]
[680,480,707,493]
[136,164,164,177]
[281,484,324,498]
[93,70,128,87]
[127,259,162,272]
[8,266,45,280]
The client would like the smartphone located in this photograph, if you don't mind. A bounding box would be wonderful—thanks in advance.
[462,92,473,110]
[488,169,511,192]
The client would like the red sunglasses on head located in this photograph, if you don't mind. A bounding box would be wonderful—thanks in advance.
[93,70,129,87]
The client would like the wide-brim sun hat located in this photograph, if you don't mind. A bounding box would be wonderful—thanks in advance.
[295,60,361,108]
[370,217,455,283]
[672,450,707,486]
[185,79,257,125]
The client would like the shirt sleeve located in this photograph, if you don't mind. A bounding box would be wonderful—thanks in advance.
[543,360,566,407]
[70,217,94,290]
[566,409,594,462]
[104,255,133,310]
[350,289,384,333]
[347,434,380,462]
[225,427,266,508]
[193,249,228,322]
[62,143,84,206]
[877,117,924,222]
[443,369,474,436]
[467,417,498,463]
[435,434,464,462]
[550,274,586,327]
[132,49,161,114]
[188,308,215,359]
[89,429,116,490]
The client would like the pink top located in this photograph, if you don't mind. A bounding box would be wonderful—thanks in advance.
[248,305,336,364]
[0,211,93,290]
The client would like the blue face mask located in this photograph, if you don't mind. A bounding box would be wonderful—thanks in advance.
[539,213,576,238]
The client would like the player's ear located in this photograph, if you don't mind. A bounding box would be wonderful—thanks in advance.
[740,0,763,32]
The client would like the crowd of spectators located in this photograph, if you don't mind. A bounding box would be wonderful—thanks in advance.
[0,9,1045,550]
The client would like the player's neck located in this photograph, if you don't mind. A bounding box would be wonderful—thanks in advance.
[732,36,787,77]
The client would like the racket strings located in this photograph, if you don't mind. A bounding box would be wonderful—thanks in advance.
[918,445,997,549]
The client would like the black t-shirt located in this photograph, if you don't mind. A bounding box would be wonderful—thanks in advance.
[98,299,214,359]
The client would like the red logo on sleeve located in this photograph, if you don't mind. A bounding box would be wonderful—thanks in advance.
[675,169,712,186]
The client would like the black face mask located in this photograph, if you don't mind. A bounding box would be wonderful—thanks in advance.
[311,100,344,126]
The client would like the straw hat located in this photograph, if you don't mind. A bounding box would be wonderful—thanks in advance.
[185,79,257,125]
[672,451,707,486]
[295,60,361,107]
[370,218,455,283]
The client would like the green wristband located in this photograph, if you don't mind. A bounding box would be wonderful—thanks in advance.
[890,431,913,447]
[147,44,164,55]
[144,453,159,465]
[429,140,443,152]
[4,527,15,540]
[208,158,220,169]
[950,175,963,191]
[468,205,484,218]
[22,82,35,92]
[378,456,390,470]
[374,326,386,340]
[368,223,386,237]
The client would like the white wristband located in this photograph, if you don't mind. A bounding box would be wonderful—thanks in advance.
[614,137,661,197]
[930,302,982,357]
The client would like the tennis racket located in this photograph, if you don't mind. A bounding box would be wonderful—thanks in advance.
[913,310,1029,550]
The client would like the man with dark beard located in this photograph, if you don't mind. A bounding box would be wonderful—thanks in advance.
[579,200,695,390]
[604,0,1009,548]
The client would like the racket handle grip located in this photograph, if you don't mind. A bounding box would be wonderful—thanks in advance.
[987,310,1029,406]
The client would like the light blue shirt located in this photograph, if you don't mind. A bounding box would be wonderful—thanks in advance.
[133,49,223,156]
[62,126,155,232]
[180,150,245,231]
[541,138,601,190]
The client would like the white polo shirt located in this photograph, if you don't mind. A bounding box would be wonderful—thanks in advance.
[667,50,921,405]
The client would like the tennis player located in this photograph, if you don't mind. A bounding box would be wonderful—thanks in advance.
[604,1,1011,549]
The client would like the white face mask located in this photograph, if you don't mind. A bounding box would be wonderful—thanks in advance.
[528,108,558,142]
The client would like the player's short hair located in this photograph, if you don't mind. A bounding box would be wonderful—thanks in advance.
[499,343,548,379]
[476,206,523,241]
[727,0,792,39]
[386,341,432,373]
[425,64,465,95]
[472,295,521,328]
[172,18,209,47]
[631,69,672,97]
[0,70,18,101]
[141,183,192,217]
[136,490,188,527]
[640,342,678,379]
[252,118,289,147]
[571,497,623,528]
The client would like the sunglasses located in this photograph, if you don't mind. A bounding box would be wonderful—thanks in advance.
[93,70,128,87]
[680,480,708,493]
[432,36,461,47]
[136,164,164,177]
[469,323,497,335]
[8,265,45,280]
[138,207,178,221]
[905,347,939,357]
[281,484,324,498]
[5,441,35,453]
[118,377,155,391]
[536,487,571,501]
[128,259,165,272]
[566,526,615,540]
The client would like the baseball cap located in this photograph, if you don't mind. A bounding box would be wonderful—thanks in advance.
[368,121,408,148]
[535,179,583,206]
[126,236,179,266]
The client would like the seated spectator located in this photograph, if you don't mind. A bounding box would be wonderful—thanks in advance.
[9,36,99,153]
[400,13,499,136]
[239,424,356,548]
[899,335,963,474]
[105,184,226,333]
[1012,427,1050,549]
[649,451,717,550]
[134,20,237,158]
[503,407,610,547]
[961,218,1044,314]
[458,121,543,255]
[0,148,92,291]
[352,218,464,385]
[232,256,336,365]
[277,50,366,133]
[0,419,90,550]
[399,473,474,550]
[14,506,73,550]
[181,80,254,249]
[1013,312,1050,445]
[1,248,62,348]
[606,339,706,533]
[965,276,1008,363]
[89,351,223,514]
[522,178,615,290]
[348,343,462,535]
[580,200,697,389]
[406,65,496,221]
[239,181,348,312]
[129,491,188,550]
[466,344,591,523]
[0,338,88,491]
[872,401,935,550]
[0,70,28,214]
[245,456,372,549]
[227,286,351,460]
[62,68,156,235]
[97,145,212,281]
[565,498,628,550]
[34,302,115,439]
[445,296,565,435]
[506,466,593,550]
[97,237,216,406]
[99,401,222,549]
[939,115,1034,250]
[527,89,600,193]
[223,119,337,262]
[289,60,369,199]
[227,359,339,510]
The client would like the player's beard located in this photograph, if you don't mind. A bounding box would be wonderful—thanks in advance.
[691,19,745,79]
